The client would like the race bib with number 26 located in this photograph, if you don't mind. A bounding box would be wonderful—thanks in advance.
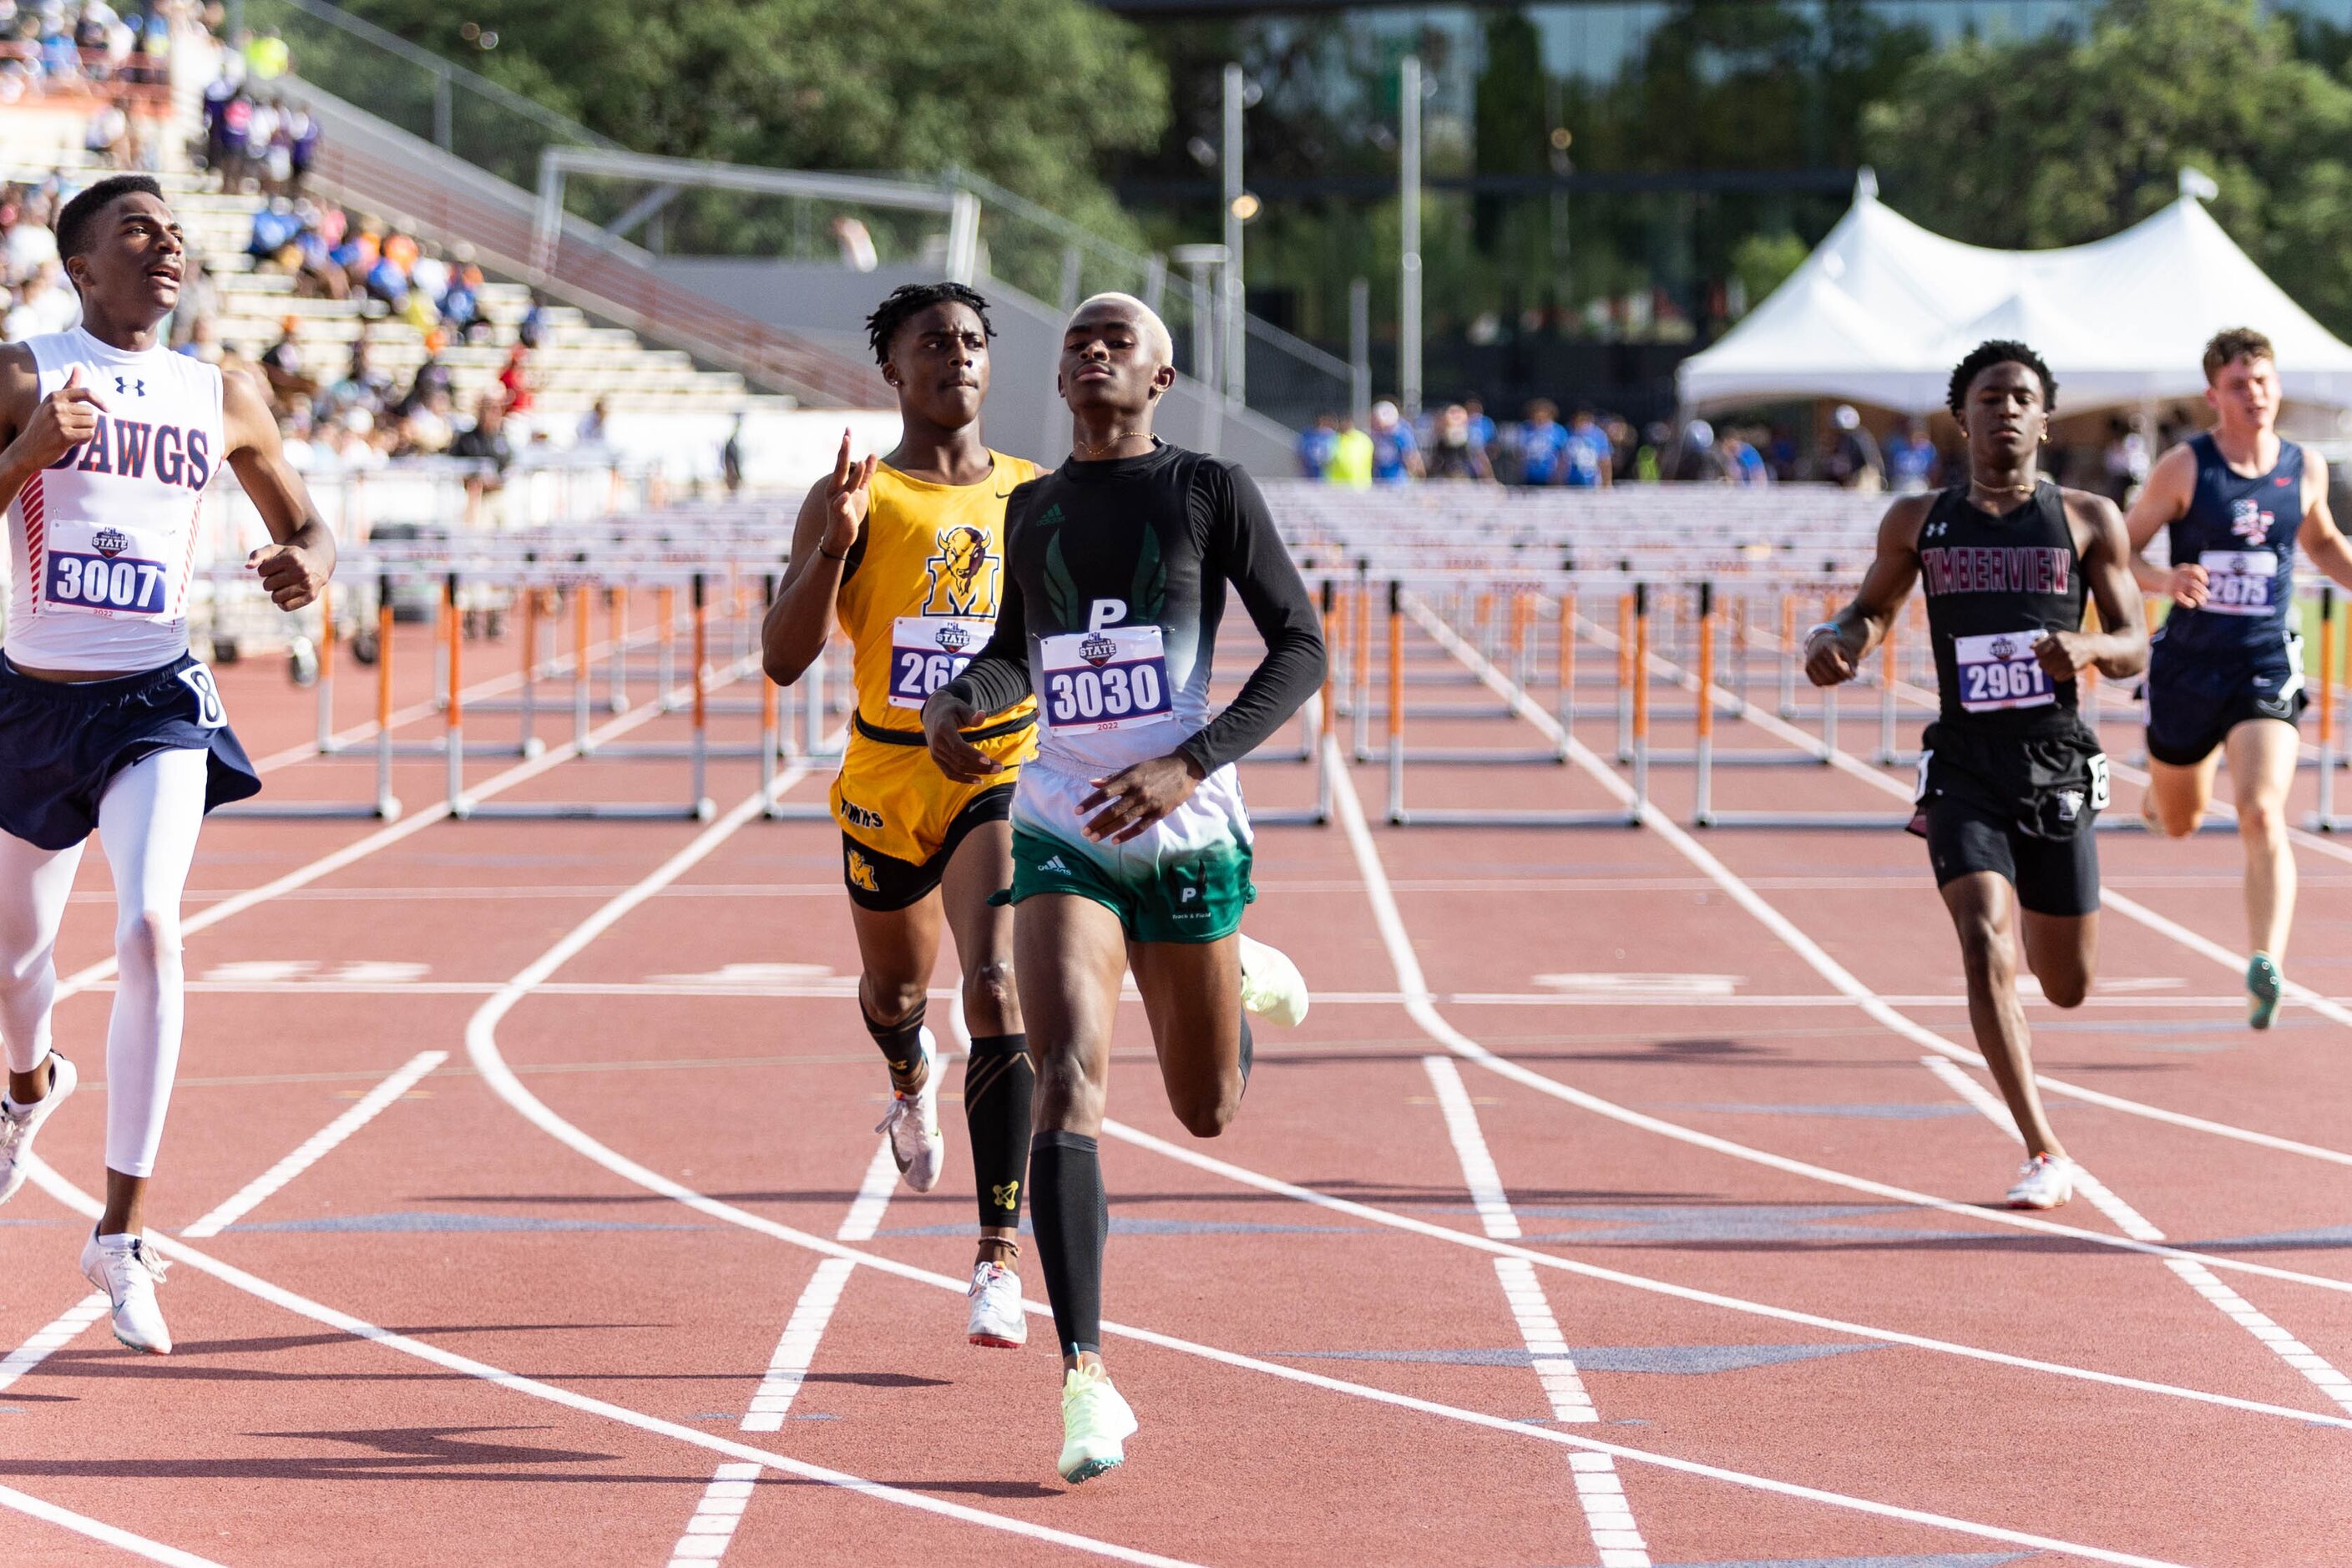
[887,615,992,709]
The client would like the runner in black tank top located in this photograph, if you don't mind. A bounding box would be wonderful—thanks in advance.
[1806,342,2146,1213]
[2124,329,2352,1029]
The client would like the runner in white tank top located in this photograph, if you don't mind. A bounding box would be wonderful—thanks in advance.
[0,176,336,1356]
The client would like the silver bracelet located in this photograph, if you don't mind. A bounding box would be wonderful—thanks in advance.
[1803,620,1843,645]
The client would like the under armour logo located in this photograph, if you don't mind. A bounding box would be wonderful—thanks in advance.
[1924,521,1947,538]
[113,376,144,397]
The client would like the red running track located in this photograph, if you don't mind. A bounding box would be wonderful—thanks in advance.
[0,608,2346,1567]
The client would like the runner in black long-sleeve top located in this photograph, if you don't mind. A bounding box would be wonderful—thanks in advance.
[923,292,1324,1485]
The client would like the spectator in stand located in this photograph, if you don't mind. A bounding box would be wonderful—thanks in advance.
[175,314,221,364]
[397,387,455,456]
[1720,424,1771,486]
[721,412,745,495]
[1824,403,1884,491]
[439,259,487,341]
[247,194,301,262]
[1296,412,1338,479]
[449,391,515,505]
[1424,403,1495,482]
[1515,398,1570,486]
[497,340,534,418]
[3,265,76,340]
[518,291,549,350]
[362,238,408,310]
[1462,396,1496,458]
[1671,419,1730,483]
[3,187,58,282]
[407,244,450,312]
[1887,417,1938,493]
[576,397,611,447]
[1368,399,1422,483]
[259,314,315,410]
[84,101,129,167]
[244,24,289,83]
[1564,408,1611,489]
[284,100,320,195]
[1325,412,1373,488]
[400,328,454,413]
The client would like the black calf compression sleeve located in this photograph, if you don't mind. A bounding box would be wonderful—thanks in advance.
[1238,1015,1253,1090]
[1029,1130,1109,1356]
[862,1002,928,1094]
[964,1034,1033,1232]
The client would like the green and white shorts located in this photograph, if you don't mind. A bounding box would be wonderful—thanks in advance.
[1004,756,1255,943]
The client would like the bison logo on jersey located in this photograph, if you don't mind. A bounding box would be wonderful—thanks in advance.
[2232,498,2274,544]
[91,528,129,558]
[922,525,999,616]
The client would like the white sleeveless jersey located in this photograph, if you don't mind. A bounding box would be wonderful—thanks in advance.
[6,329,225,673]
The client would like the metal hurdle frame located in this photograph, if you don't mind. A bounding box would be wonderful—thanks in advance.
[215,574,403,822]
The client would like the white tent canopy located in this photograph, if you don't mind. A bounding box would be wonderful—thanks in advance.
[1678,172,2352,414]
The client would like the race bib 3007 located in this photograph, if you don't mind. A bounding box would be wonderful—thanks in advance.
[1039,625,1175,734]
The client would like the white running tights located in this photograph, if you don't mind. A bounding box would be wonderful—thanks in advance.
[0,747,207,1178]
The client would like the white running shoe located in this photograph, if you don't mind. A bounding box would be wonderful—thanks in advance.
[79,1229,171,1356]
[0,1051,76,1206]
[1057,1363,1138,1483]
[966,1260,1027,1348]
[2006,1152,2075,1211]
[1238,933,1310,1029]
[875,1026,946,1193]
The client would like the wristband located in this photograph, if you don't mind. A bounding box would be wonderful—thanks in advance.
[1803,620,1843,646]
[818,544,849,562]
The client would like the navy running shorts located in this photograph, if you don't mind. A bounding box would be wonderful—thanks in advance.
[0,652,261,851]
[2142,633,2305,768]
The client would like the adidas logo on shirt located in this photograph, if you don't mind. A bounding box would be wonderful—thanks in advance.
[1039,855,1070,874]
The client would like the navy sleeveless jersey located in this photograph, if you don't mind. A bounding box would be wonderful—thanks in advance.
[1918,481,2086,731]
[2160,432,2303,658]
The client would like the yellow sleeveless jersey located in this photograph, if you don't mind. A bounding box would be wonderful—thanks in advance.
[837,453,1041,742]
[828,455,1040,870]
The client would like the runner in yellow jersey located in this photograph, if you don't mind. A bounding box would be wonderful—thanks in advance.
[761,283,1039,1347]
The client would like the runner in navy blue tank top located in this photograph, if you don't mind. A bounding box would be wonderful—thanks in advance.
[2126,328,2352,1028]
[1807,341,2147,1211]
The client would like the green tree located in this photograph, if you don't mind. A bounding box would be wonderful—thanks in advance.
[1864,0,2352,331]
[324,0,1168,245]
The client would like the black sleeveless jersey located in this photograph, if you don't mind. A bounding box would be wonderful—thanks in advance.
[1916,481,2086,732]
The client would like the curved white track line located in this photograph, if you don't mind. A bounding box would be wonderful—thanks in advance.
[1569,600,2352,1163]
[18,1143,1194,1568]
[453,791,2299,1566]
[1331,726,2352,1303]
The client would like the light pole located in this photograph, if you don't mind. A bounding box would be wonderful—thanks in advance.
[1399,53,1423,424]
[1171,243,1229,457]
[1222,63,1249,411]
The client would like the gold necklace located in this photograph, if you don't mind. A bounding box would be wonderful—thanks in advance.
[1074,429,1148,458]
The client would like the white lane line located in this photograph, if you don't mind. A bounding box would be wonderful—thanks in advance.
[0,1297,109,1398]
[1426,1059,1647,1566]
[1102,1118,2352,1432]
[1913,1057,2162,1241]
[1551,599,2352,1166]
[665,1139,898,1566]
[52,657,764,1003]
[437,796,2293,1565]
[18,1152,1197,1568]
[0,1479,229,1567]
[0,1050,447,1401]
[183,1050,446,1238]
[1424,1056,1521,1241]
[1328,728,2352,1302]
[1923,1055,2352,1417]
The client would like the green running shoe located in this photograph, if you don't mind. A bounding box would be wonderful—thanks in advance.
[1056,1363,1137,1483]
[2248,953,2283,1031]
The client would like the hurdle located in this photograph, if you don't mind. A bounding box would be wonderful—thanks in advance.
[2310,589,2352,831]
[216,575,402,822]
[1388,582,1635,827]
